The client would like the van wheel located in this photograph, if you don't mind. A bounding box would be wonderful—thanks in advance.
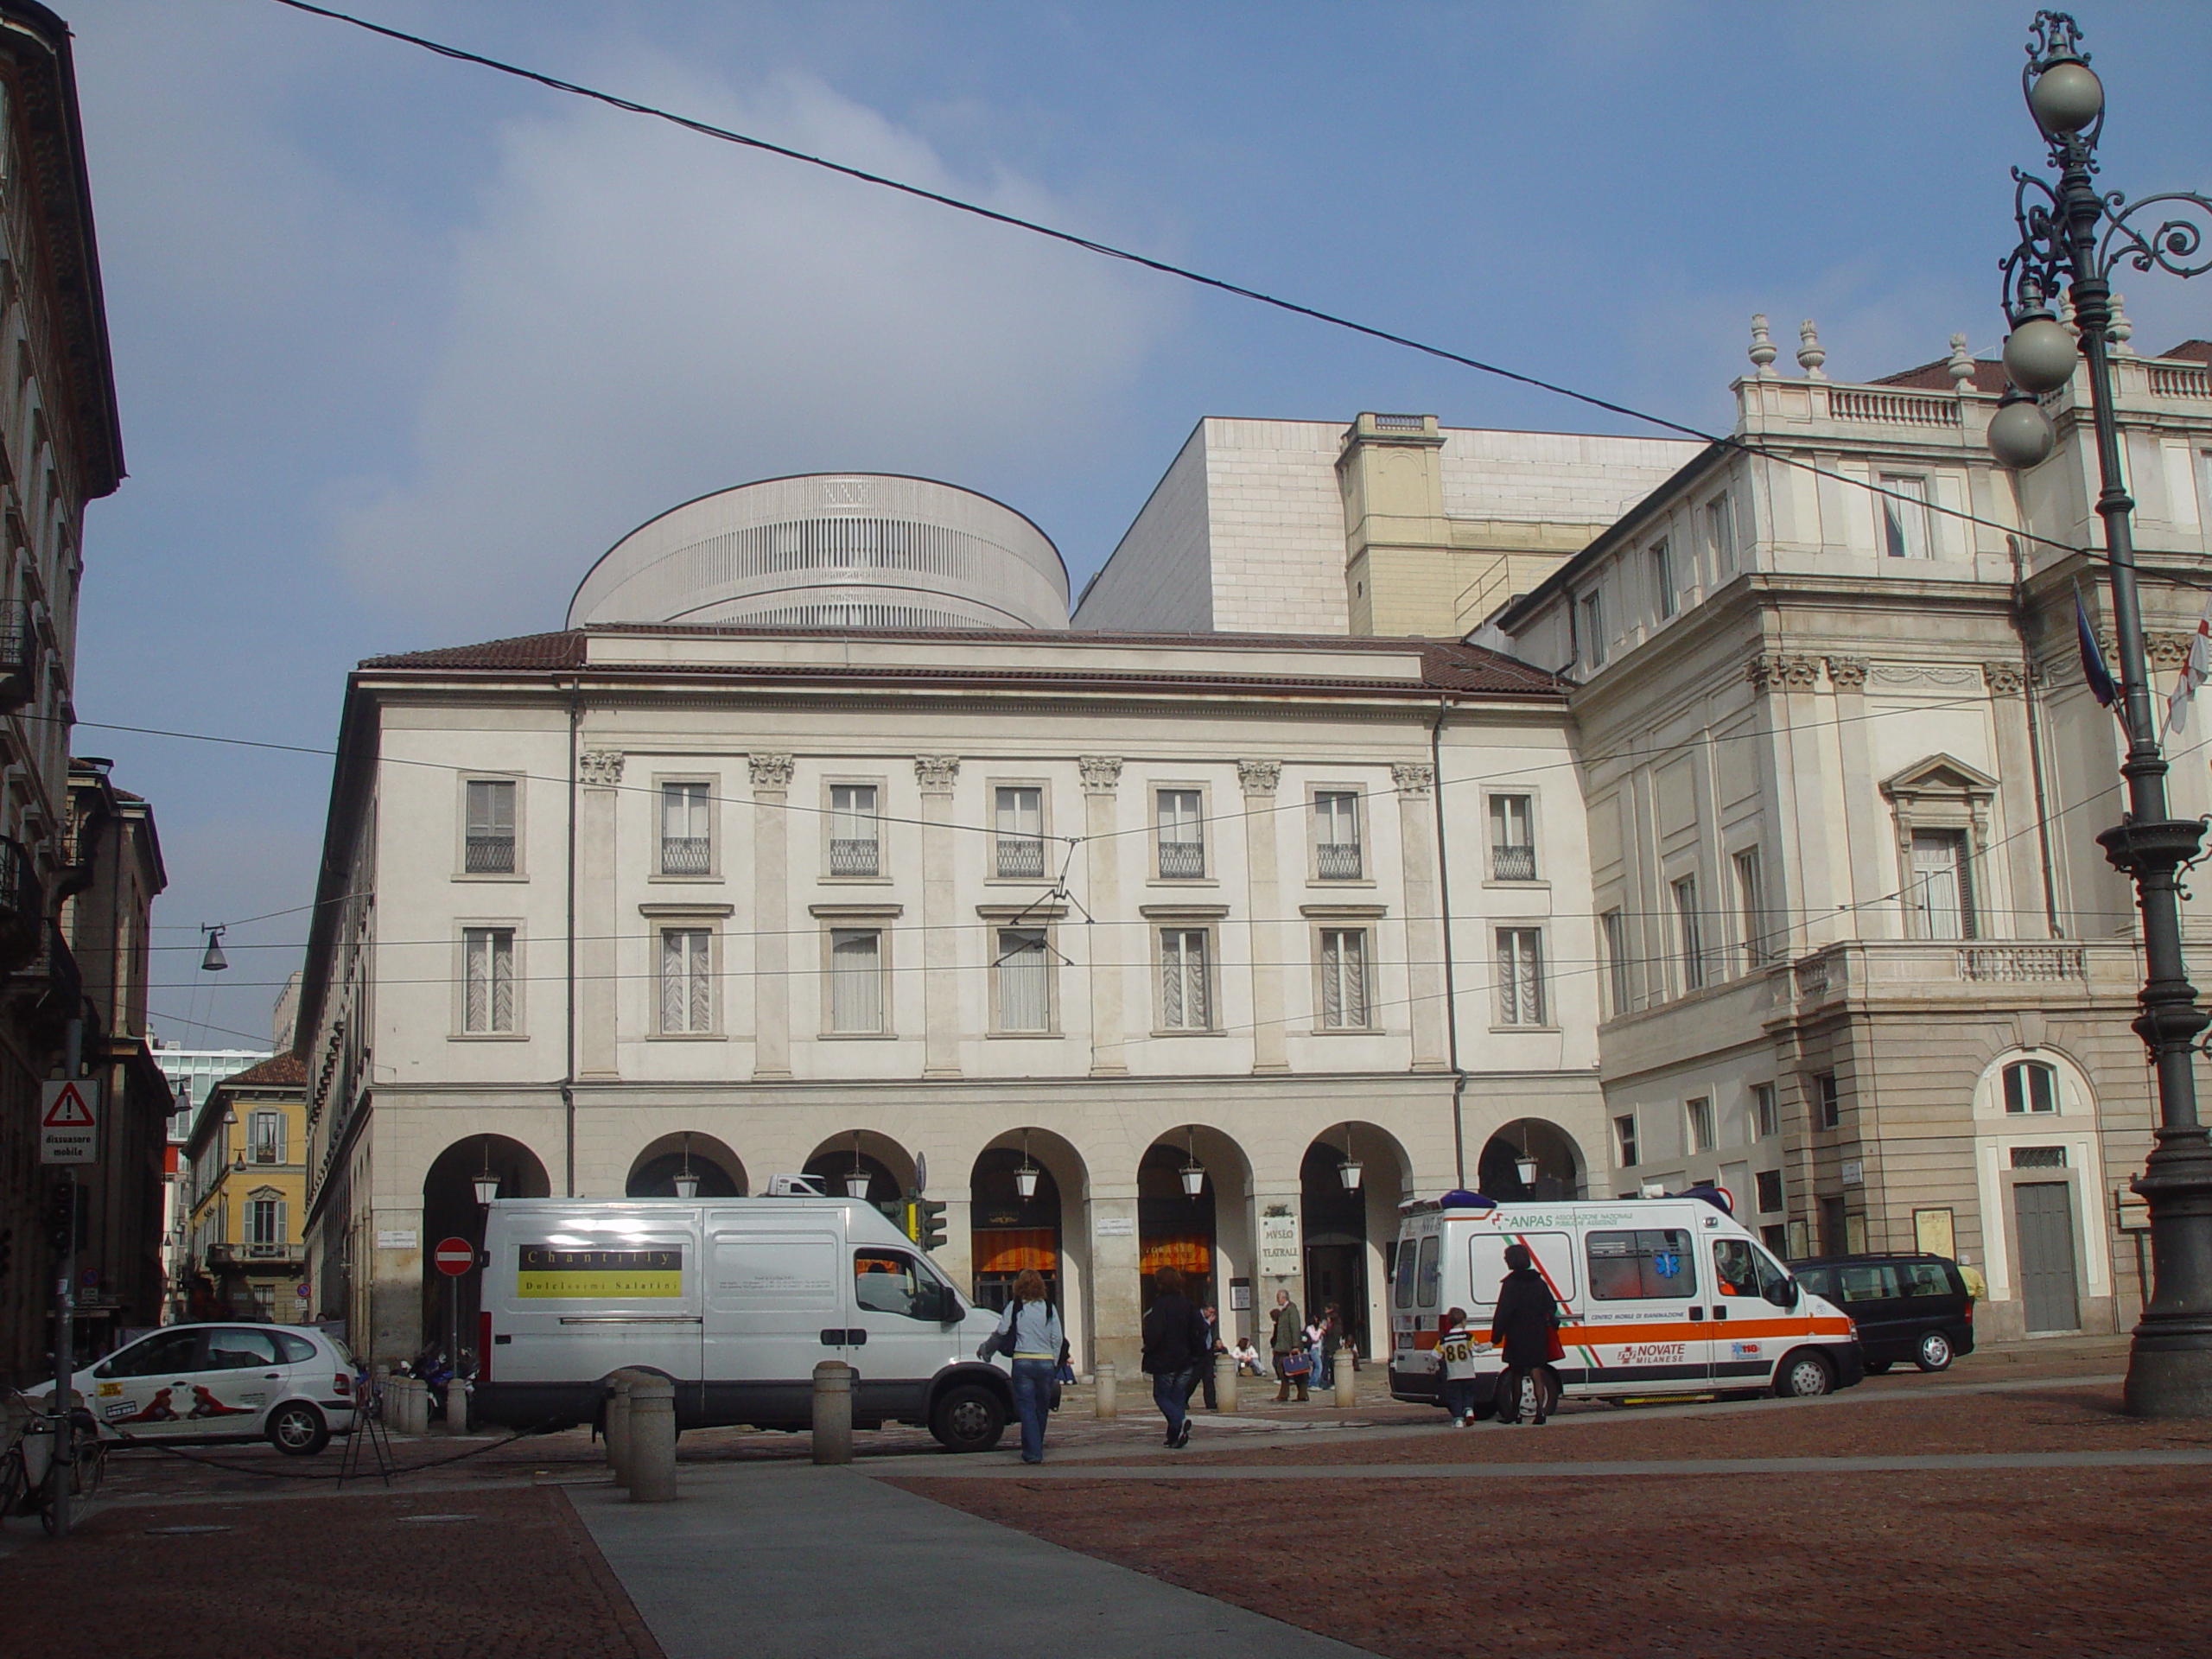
[1914,1331,1955,1373]
[1864,1359,1893,1375]
[930,1384,1006,1452]
[268,1402,330,1457]
[1774,1351,1834,1399]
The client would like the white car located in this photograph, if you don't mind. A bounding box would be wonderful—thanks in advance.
[64,1323,359,1456]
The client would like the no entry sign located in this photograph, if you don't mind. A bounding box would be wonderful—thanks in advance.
[433,1236,476,1276]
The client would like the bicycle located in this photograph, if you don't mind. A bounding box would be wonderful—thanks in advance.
[1,1390,105,1534]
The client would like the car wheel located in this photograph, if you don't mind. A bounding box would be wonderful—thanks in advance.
[1775,1351,1834,1399]
[1864,1359,1893,1375]
[1914,1331,1955,1373]
[930,1384,1006,1453]
[267,1402,330,1457]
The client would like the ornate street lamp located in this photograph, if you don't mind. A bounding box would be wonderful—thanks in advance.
[1014,1130,1041,1200]
[673,1133,700,1200]
[844,1134,872,1200]
[1991,11,2212,1417]
[1515,1152,1540,1190]
[1179,1128,1206,1199]
[473,1136,500,1207]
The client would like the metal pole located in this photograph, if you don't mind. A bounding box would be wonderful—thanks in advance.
[50,1010,83,1536]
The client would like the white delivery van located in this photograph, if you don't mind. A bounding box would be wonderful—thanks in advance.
[1388,1191,1864,1413]
[474,1195,1012,1451]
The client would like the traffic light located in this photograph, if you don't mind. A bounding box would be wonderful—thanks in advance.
[913,1197,947,1252]
[0,1223,12,1275]
[46,1181,75,1256]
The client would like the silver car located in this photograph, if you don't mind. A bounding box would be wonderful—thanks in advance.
[66,1323,358,1456]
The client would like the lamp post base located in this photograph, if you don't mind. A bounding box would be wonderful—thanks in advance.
[2123,1126,2212,1420]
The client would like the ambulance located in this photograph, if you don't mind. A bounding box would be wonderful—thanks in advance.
[1388,1189,1863,1414]
[472,1192,1013,1451]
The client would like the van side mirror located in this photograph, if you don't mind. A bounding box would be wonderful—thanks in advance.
[925,1285,959,1324]
[1767,1277,1799,1309]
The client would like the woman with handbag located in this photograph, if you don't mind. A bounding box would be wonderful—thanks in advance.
[1490,1243,1560,1425]
[979,1268,1063,1464]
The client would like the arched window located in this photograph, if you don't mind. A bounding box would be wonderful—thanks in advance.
[2002,1059,2058,1115]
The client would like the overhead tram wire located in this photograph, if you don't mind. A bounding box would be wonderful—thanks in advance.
[265,0,2199,577]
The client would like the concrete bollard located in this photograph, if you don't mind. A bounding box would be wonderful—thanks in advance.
[1093,1360,1116,1419]
[1213,1351,1238,1414]
[811,1360,853,1465]
[1333,1344,1357,1408]
[391,1376,429,1435]
[626,1376,677,1503]
[445,1375,469,1433]
[605,1373,634,1485]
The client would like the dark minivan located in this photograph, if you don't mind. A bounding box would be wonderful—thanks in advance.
[1789,1254,1974,1373]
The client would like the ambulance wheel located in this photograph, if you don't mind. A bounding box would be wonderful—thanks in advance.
[1914,1332,1955,1372]
[1775,1351,1834,1399]
[931,1384,1006,1452]
[1864,1360,1893,1374]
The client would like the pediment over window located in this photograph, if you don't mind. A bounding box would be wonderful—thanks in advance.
[247,1185,284,1202]
[1879,753,1997,804]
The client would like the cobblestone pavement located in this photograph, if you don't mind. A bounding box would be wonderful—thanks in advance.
[0,1485,661,1659]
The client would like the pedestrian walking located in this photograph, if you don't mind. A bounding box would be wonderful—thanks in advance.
[1435,1306,1482,1426]
[980,1268,1064,1463]
[1269,1287,1309,1402]
[1490,1243,1560,1425]
[1306,1311,1332,1389]
[1141,1268,1212,1447]
[1184,1303,1224,1410]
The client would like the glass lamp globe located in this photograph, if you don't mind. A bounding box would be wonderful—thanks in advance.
[844,1171,873,1199]
[2003,316,2077,395]
[1515,1155,1540,1187]
[1337,1160,1363,1192]
[1989,396,2057,470]
[472,1173,500,1206]
[1013,1165,1040,1199]
[1179,1164,1206,1198]
[2028,60,2103,136]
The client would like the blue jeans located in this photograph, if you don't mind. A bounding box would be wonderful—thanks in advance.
[1010,1359,1053,1461]
[1152,1366,1194,1438]
[1440,1376,1479,1420]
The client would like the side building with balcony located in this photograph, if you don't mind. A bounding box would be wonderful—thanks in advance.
[181,1055,309,1323]
[1494,321,2212,1342]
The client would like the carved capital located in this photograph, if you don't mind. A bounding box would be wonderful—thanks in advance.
[1746,652,1820,692]
[1982,660,2026,696]
[914,754,961,795]
[1077,755,1123,795]
[578,749,625,786]
[1823,656,1870,691]
[1390,761,1435,798]
[2146,631,2193,671]
[747,753,795,791]
[1236,759,1282,797]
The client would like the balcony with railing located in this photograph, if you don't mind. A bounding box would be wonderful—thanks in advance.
[996,837,1047,880]
[1785,938,2129,1013]
[1316,842,1363,880]
[830,836,880,878]
[1491,844,1537,881]
[464,833,515,874]
[0,836,42,972]
[660,836,710,875]
[1157,841,1205,880]
[0,598,31,713]
[207,1242,305,1268]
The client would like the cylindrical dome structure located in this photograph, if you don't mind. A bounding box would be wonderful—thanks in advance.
[567,474,1070,632]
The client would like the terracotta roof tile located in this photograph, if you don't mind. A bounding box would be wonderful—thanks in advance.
[215,1053,305,1089]
[1871,356,2010,394]
[362,631,587,671]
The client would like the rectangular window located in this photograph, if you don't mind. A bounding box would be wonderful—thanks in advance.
[994,927,1051,1033]
[1601,909,1631,1016]
[1753,1082,1779,1140]
[1705,493,1736,576]
[1580,590,1607,668]
[250,1110,283,1163]
[1649,538,1676,620]
[995,785,1046,880]
[1156,789,1205,879]
[659,927,713,1033]
[1673,874,1706,992]
[828,929,886,1033]
[1586,1229,1697,1300]
[1496,927,1545,1026]
[1879,474,1931,559]
[1318,928,1370,1029]
[1817,1071,1840,1130]
[1909,829,1976,940]
[1415,1233,1440,1309]
[829,784,880,877]
[1614,1113,1639,1166]
[2003,1059,2058,1114]
[1755,1168,1785,1215]
[1686,1096,1715,1155]
[1159,927,1211,1030]
[1489,793,1535,881]
[1313,791,1361,880]
[462,926,516,1033]
[1733,848,1768,969]
[464,779,516,874]
[249,1198,281,1246]
[660,782,710,875]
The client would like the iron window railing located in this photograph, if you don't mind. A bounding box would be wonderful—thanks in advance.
[660,836,710,875]
[464,834,515,874]
[0,598,30,711]
[830,837,880,877]
[996,838,1047,880]
[1158,842,1205,880]
[1316,842,1363,880]
[0,835,41,970]
[1491,844,1536,881]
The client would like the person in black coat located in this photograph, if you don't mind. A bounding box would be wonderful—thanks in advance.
[1490,1243,1560,1425]
[1141,1268,1212,1448]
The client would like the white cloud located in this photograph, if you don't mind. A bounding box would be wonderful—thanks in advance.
[331,61,1174,626]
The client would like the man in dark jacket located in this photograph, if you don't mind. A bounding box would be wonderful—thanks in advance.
[1490,1243,1560,1425]
[1141,1268,1212,1448]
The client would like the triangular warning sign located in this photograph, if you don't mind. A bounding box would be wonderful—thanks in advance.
[43,1084,94,1127]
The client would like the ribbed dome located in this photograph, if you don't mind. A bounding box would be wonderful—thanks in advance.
[568,474,1069,632]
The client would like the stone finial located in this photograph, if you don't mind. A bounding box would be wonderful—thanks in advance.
[1748,314,1779,377]
[2057,289,2081,339]
[1796,319,1827,379]
[914,755,961,795]
[578,749,624,786]
[1236,759,1281,798]
[2109,292,2133,350]
[1947,334,1976,390]
[747,753,794,791]
[1077,755,1123,794]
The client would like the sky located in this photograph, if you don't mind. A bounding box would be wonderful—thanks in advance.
[61,0,2212,1051]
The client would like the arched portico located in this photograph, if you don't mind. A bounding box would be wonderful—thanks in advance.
[1478,1117,1586,1202]
[421,1135,551,1367]
[804,1130,915,1206]
[626,1131,747,1198]
[1301,1122,1413,1360]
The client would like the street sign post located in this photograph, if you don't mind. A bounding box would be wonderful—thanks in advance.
[39,1080,99,1165]
[433,1237,474,1276]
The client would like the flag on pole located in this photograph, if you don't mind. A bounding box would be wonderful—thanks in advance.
[2076,585,2119,709]
[2166,596,2212,734]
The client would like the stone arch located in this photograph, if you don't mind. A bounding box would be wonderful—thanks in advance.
[969,1128,1091,1364]
[1138,1125,1254,1316]
[420,1134,552,1363]
[1302,1122,1414,1360]
[626,1131,747,1198]
[1477,1117,1587,1202]
[1965,1044,2110,1338]
[804,1129,915,1206]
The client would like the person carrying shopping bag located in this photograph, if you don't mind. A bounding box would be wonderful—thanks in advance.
[1490,1243,1561,1425]
[980,1268,1064,1463]
[1269,1288,1308,1402]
